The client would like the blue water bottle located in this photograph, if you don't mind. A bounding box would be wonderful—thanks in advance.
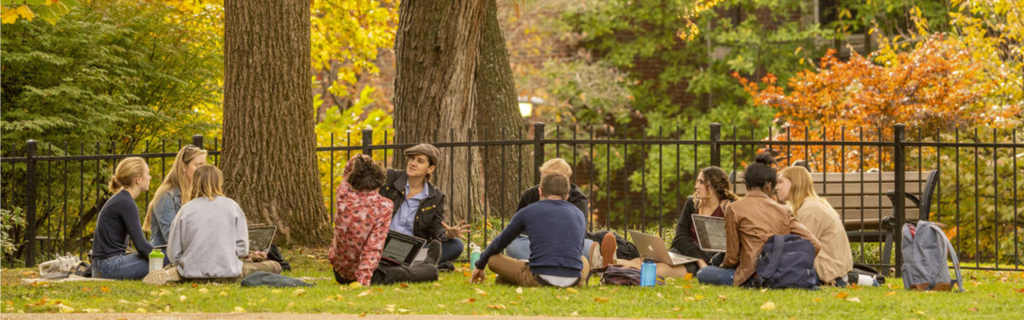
[640,259,656,287]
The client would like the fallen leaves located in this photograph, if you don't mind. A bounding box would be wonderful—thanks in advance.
[846,297,861,303]
[760,301,776,311]
[356,290,372,297]
[179,295,187,302]
[515,287,523,294]
[885,291,897,296]
[835,291,849,299]
[487,304,507,310]
[474,288,488,296]
[100,286,111,293]
[565,288,578,294]
[456,298,476,304]
[234,306,245,313]
[292,289,306,297]
[594,296,610,303]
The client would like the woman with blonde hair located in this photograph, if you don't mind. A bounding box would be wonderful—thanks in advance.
[165,165,281,281]
[776,165,854,287]
[91,157,154,280]
[145,145,207,247]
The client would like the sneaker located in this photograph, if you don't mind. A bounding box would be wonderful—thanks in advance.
[142,266,180,285]
[423,240,442,266]
[437,261,455,272]
[601,233,617,267]
[588,242,603,269]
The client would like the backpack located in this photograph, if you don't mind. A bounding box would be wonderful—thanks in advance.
[756,234,818,289]
[585,265,663,286]
[586,231,640,260]
[901,221,963,292]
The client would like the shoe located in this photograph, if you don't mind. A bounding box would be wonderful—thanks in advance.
[601,233,616,267]
[437,261,455,272]
[423,240,442,266]
[588,242,603,269]
[142,265,180,285]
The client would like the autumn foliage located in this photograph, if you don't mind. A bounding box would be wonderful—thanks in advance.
[735,34,1021,171]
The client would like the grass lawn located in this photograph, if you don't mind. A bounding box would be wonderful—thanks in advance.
[2,247,1023,319]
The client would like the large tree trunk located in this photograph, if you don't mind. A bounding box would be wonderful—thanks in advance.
[474,0,531,222]
[221,0,329,246]
[393,0,528,223]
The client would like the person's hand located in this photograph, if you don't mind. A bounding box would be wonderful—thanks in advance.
[249,251,267,262]
[470,268,486,284]
[442,220,470,240]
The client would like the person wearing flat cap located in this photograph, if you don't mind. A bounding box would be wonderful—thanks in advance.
[378,144,469,271]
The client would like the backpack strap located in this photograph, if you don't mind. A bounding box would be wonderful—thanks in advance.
[928,224,964,292]
[761,235,786,280]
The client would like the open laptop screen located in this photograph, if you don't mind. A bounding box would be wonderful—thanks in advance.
[692,215,727,252]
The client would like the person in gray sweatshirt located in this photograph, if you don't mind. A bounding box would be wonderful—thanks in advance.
[166,165,281,281]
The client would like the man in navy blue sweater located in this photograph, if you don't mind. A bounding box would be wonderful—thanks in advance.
[470,173,589,287]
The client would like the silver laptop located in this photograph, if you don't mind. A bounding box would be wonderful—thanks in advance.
[628,231,700,266]
[692,215,727,252]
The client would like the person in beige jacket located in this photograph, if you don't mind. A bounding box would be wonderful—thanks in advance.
[696,153,821,287]
[777,166,854,287]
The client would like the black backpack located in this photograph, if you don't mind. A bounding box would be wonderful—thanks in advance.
[586,231,640,260]
[756,234,818,289]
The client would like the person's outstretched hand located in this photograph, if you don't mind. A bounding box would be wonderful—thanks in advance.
[442,220,470,240]
[470,268,486,284]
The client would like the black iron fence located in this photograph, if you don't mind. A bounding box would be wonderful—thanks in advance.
[2,123,1021,274]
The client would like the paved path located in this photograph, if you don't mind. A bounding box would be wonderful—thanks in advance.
[1,314,687,320]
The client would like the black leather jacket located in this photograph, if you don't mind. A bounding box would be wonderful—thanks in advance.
[378,169,449,242]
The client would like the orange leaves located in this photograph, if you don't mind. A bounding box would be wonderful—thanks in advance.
[594,296,610,303]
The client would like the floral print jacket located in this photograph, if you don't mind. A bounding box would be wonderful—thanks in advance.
[328,157,394,285]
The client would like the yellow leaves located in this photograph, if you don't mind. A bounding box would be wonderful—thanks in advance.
[565,288,579,294]
[456,298,476,304]
[135,308,148,314]
[835,291,849,299]
[717,294,727,301]
[58,304,74,313]
[325,294,345,302]
[474,288,488,296]
[179,295,187,302]
[356,290,372,297]
[271,289,282,294]
[198,288,208,294]
[683,273,693,281]
[594,296,610,303]
[487,304,507,310]
[515,287,523,294]
[234,306,246,313]
[16,5,34,22]
[349,281,363,288]
[885,291,898,296]
[846,297,861,303]
[100,286,110,293]
[760,301,776,311]
[292,289,306,297]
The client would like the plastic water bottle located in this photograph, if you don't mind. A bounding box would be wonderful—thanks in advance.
[148,249,165,273]
[469,243,482,267]
[640,259,656,287]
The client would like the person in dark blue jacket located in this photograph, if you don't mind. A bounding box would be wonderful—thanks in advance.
[470,173,589,287]
[90,157,154,280]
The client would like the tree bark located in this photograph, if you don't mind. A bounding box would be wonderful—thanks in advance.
[393,0,528,223]
[221,0,329,246]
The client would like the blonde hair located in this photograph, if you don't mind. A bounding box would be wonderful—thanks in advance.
[540,158,572,179]
[779,166,831,213]
[190,165,224,201]
[144,145,208,229]
[108,157,148,193]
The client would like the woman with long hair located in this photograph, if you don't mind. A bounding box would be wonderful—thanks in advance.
[671,166,739,266]
[144,145,207,247]
[696,153,820,286]
[91,157,154,280]
[165,165,281,281]
[777,165,853,286]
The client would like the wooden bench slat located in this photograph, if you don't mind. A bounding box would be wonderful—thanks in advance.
[732,182,925,196]
[733,171,931,183]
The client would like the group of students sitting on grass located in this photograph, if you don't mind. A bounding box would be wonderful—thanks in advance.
[91,141,853,289]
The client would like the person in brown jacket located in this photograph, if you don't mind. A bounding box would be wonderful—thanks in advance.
[696,153,821,286]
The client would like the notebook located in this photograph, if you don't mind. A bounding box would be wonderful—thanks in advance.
[628,231,700,266]
[691,215,727,252]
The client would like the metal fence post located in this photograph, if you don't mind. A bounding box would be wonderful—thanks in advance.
[893,124,906,276]
[361,129,373,156]
[710,123,722,167]
[533,122,546,185]
[192,135,204,149]
[24,140,38,266]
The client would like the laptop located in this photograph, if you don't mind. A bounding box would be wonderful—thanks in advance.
[627,231,700,266]
[248,225,278,253]
[691,215,727,252]
[382,231,427,267]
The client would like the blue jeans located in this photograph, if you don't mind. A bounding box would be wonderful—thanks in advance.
[91,253,150,280]
[440,238,464,263]
[504,235,594,261]
[696,265,736,286]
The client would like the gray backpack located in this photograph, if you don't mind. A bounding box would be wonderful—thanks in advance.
[901,221,963,292]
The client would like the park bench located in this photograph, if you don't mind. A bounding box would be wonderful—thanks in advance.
[730,170,939,274]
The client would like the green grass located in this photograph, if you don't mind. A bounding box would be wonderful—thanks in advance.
[3,248,1024,319]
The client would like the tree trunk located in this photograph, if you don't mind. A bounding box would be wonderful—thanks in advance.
[393,0,528,224]
[474,0,531,222]
[221,0,329,246]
